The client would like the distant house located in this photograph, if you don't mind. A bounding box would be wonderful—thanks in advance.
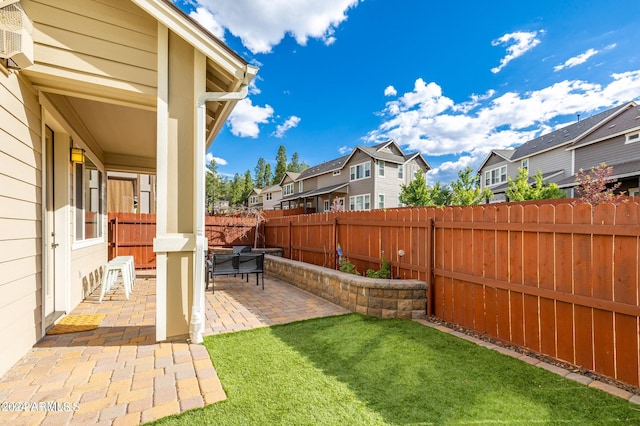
[557,102,640,196]
[478,102,636,202]
[278,140,430,212]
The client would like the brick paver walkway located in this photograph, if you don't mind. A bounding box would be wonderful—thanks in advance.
[0,273,348,425]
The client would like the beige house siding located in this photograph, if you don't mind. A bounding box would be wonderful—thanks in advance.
[23,0,158,96]
[70,242,107,307]
[0,69,44,376]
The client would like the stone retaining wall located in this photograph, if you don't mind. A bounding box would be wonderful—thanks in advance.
[265,255,427,319]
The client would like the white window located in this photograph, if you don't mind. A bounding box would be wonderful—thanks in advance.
[283,183,294,196]
[298,181,303,192]
[349,161,371,181]
[324,200,330,211]
[266,193,273,201]
[521,159,529,171]
[626,132,640,144]
[484,165,507,186]
[333,170,340,176]
[250,196,259,204]
[398,164,404,179]
[378,161,385,176]
[75,157,103,241]
[378,194,385,209]
[349,194,371,211]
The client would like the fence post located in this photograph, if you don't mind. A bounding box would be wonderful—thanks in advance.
[288,219,293,260]
[114,216,119,259]
[426,217,435,317]
[333,216,338,269]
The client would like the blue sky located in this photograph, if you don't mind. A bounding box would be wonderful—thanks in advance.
[176,0,640,184]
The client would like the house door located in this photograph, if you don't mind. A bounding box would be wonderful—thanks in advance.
[44,126,60,328]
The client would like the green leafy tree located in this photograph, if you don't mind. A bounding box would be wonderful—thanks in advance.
[399,170,430,206]
[228,173,243,206]
[450,166,493,206]
[575,163,625,205]
[506,168,565,201]
[273,145,287,184]
[254,157,267,188]
[205,158,227,213]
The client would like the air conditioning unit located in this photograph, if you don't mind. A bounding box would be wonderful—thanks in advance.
[0,0,33,69]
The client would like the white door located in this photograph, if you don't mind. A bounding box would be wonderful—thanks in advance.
[44,126,57,328]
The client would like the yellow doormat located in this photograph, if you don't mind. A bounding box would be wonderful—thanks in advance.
[46,314,106,335]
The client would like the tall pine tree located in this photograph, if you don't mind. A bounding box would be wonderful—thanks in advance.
[273,145,287,184]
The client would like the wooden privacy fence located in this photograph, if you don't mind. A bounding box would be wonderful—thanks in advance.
[108,213,259,269]
[263,201,640,390]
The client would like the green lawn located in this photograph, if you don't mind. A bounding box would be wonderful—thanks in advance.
[150,314,640,425]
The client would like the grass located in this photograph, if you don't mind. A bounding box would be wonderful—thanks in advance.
[150,314,640,425]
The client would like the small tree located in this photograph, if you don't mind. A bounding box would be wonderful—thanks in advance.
[399,170,430,206]
[506,168,565,201]
[575,163,625,205]
[429,181,453,206]
[450,167,493,206]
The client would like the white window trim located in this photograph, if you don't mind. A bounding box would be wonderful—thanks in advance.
[484,165,507,187]
[349,193,371,211]
[398,164,404,179]
[378,194,385,209]
[71,158,105,250]
[521,159,529,171]
[349,161,371,181]
[626,131,640,144]
[283,183,294,196]
[378,160,385,177]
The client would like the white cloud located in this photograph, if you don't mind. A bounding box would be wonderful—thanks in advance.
[227,98,274,138]
[366,70,640,183]
[272,115,301,138]
[491,30,543,73]
[384,85,397,96]
[338,145,352,155]
[192,0,361,54]
[205,152,227,165]
[189,7,225,40]
[554,48,598,72]
[554,44,618,72]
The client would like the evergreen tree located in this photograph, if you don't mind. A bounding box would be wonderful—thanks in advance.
[263,163,273,187]
[273,145,287,184]
[254,157,267,188]
[430,182,453,206]
[205,158,225,213]
[242,169,254,203]
[287,152,310,173]
[450,166,493,206]
[228,173,243,206]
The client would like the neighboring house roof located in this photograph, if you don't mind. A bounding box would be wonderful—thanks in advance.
[556,158,640,188]
[278,171,301,185]
[510,103,631,161]
[261,184,282,193]
[477,103,634,175]
[298,155,350,180]
[281,182,349,202]
[568,103,640,150]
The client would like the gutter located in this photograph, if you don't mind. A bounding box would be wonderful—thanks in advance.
[190,66,257,344]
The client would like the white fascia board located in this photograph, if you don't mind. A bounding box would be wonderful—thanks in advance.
[132,0,247,78]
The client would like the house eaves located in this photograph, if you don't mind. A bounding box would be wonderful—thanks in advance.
[280,182,349,202]
[403,152,431,171]
[556,158,640,188]
[510,103,631,161]
[278,171,301,186]
[297,155,350,180]
[476,149,516,173]
[567,102,639,150]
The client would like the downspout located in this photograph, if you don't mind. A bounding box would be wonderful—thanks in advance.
[190,69,255,344]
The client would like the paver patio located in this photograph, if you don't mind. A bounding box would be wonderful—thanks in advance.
[0,272,348,425]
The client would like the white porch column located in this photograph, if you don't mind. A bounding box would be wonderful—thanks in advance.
[154,27,205,341]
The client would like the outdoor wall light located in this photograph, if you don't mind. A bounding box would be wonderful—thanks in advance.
[70,147,84,164]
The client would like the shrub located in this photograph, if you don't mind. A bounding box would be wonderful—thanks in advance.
[365,256,391,279]
[339,258,359,275]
